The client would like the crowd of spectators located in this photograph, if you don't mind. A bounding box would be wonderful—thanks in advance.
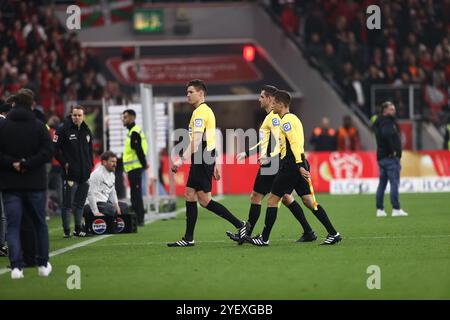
[0,1,127,150]
[272,0,450,130]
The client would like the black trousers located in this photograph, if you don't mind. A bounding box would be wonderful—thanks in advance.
[0,192,6,247]
[86,201,129,217]
[127,168,145,223]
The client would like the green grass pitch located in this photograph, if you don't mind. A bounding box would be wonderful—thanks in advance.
[0,193,449,299]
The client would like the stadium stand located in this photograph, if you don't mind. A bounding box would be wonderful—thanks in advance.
[269,0,450,135]
[0,2,111,120]
[1,0,448,141]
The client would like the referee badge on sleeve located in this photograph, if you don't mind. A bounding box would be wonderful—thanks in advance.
[283,122,292,132]
[272,118,280,126]
[194,119,203,127]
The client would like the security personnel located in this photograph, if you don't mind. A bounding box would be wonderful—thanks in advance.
[310,117,336,151]
[54,105,94,237]
[121,109,148,226]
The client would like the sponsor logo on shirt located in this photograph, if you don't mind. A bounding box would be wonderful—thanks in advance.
[53,134,58,142]
[69,134,77,140]
[272,118,280,126]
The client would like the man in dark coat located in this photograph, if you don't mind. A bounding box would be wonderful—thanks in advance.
[0,89,53,279]
[0,100,12,257]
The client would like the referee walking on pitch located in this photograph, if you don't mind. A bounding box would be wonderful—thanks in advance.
[247,90,341,246]
[121,109,148,226]
[227,85,316,243]
[168,79,249,247]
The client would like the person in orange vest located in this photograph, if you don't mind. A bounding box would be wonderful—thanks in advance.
[310,117,337,151]
[337,115,361,151]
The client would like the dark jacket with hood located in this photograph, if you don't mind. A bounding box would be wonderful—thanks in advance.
[54,116,94,183]
[0,106,53,191]
[373,115,402,160]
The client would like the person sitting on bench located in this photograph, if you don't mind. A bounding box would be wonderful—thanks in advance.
[86,151,122,217]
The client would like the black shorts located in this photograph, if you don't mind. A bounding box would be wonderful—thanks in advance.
[270,164,311,198]
[186,163,215,193]
[253,167,277,195]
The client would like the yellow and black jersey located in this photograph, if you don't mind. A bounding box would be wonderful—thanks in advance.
[279,113,305,165]
[258,110,281,158]
[188,103,216,153]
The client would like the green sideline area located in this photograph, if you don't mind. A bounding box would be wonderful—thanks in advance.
[0,193,449,299]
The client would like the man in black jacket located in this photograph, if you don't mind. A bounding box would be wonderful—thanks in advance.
[0,90,53,279]
[54,105,94,237]
[373,101,408,218]
[0,100,12,257]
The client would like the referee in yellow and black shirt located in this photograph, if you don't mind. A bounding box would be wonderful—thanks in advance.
[167,79,249,247]
[226,85,315,243]
[247,90,341,246]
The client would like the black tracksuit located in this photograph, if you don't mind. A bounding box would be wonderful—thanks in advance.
[373,115,402,160]
[54,117,93,234]
[54,117,94,183]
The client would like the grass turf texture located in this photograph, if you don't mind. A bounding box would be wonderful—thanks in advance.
[0,193,449,299]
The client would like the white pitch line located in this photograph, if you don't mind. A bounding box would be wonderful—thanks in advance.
[0,234,113,276]
[0,196,226,277]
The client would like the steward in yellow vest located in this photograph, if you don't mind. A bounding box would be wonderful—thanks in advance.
[123,123,148,172]
[121,109,148,226]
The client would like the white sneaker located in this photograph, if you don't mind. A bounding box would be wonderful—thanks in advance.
[376,209,387,217]
[38,262,52,277]
[392,209,408,217]
[11,268,24,280]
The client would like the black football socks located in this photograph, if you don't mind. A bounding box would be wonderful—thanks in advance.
[287,201,313,233]
[261,207,278,242]
[184,201,198,241]
[311,205,337,235]
[206,200,242,228]
[247,203,261,234]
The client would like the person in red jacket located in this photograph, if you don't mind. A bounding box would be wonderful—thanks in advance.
[281,2,299,35]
